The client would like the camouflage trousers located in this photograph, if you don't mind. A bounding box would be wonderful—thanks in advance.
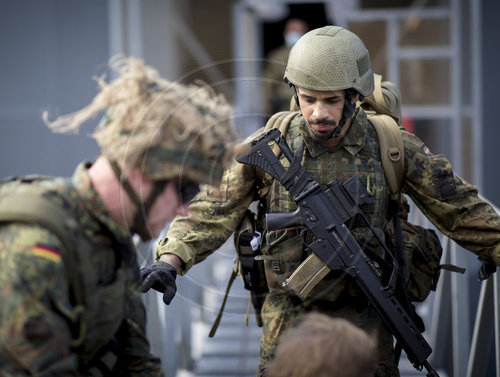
[256,290,400,377]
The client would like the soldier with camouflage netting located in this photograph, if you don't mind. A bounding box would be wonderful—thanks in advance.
[0,56,239,376]
[141,26,500,376]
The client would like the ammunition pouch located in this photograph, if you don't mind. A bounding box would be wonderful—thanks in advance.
[238,230,268,315]
[385,200,465,302]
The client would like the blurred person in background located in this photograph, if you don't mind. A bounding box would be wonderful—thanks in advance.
[0,56,239,376]
[263,18,309,115]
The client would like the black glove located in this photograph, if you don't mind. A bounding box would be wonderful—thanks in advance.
[140,261,177,304]
[478,259,497,281]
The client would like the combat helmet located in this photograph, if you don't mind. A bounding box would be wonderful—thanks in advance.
[44,56,239,239]
[284,25,374,97]
[44,56,238,187]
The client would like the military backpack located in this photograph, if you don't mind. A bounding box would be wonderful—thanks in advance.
[0,176,128,373]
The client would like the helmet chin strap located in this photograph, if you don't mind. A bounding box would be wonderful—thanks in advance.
[110,161,167,241]
[330,88,358,139]
[292,84,300,109]
[292,85,359,140]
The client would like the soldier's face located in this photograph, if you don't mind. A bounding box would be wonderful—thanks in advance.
[297,87,346,142]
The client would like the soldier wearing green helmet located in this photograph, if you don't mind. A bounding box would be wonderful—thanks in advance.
[143,26,500,376]
[0,56,239,376]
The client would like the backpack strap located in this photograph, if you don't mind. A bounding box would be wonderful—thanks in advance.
[367,112,407,282]
[368,113,405,201]
[367,113,416,366]
[208,262,238,337]
[371,73,385,107]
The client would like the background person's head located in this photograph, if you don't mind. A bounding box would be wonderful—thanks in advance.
[267,313,378,377]
[283,18,309,48]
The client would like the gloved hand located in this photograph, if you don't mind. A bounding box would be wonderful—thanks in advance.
[140,261,177,304]
[478,259,497,281]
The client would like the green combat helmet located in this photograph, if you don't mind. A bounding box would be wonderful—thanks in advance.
[284,25,374,96]
[44,56,239,239]
[284,26,375,139]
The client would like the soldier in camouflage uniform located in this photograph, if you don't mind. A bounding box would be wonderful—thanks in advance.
[141,26,500,376]
[0,57,238,376]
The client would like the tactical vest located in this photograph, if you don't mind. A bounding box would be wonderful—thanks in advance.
[262,110,391,300]
[0,176,129,363]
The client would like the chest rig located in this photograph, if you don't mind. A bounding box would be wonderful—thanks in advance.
[261,111,391,298]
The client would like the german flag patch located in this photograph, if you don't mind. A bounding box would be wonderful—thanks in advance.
[32,244,62,263]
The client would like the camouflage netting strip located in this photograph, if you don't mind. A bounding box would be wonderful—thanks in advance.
[43,55,239,172]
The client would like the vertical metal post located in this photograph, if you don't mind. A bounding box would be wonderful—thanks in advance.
[449,2,469,374]
[450,0,462,173]
[471,0,483,189]
[107,0,143,61]
[495,273,500,377]
[451,244,471,377]
[466,277,494,377]
[387,15,399,87]
[429,237,452,367]
[232,1,263,137]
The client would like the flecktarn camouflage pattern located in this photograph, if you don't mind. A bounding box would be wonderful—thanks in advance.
[0,163,162,376]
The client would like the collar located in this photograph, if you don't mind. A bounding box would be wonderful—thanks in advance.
[71,161,130,240]
[298,107,367,158]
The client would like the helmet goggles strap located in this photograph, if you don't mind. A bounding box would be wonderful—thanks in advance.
[110,161,167,240]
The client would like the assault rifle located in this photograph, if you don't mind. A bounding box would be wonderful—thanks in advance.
[237,128,439,377]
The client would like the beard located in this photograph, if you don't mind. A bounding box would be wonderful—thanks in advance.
[306,118,338,142]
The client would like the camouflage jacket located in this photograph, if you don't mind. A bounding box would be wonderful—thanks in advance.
[157,108,500,294]
[0,162,162,376]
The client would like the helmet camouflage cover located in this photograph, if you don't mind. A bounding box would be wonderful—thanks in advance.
[44,56,239,186]
[284,26,375,97]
